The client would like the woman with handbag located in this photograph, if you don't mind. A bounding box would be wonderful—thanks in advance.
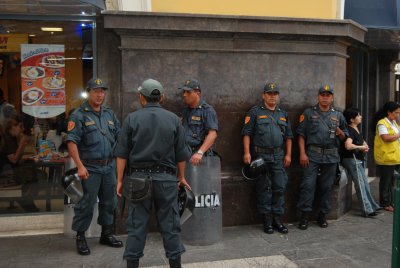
[342,108,380,217]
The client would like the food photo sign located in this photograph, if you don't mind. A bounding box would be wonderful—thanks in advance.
[21,44,65,118]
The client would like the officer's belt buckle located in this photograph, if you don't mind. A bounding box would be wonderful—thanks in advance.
[309,146,337,155]
[254,146,281,154]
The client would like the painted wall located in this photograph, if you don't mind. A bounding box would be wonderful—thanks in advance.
[151,0,342,19]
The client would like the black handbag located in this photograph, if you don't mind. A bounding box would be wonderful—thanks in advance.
[122,175,152,202]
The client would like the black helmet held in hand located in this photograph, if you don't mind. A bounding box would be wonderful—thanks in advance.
[178,185,195,224]
[242,157,267,180]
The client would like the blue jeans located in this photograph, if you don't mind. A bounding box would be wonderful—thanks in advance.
[342,158,380,215]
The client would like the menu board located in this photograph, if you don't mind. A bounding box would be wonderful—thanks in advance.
[21,44,66,118]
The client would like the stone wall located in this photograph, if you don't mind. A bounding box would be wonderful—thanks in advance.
[98,12,366,232]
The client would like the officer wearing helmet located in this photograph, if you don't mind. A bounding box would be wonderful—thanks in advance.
[115,79,191,268]
[241,82,293,234]
[296,85,347,230]
[66,78,123,255]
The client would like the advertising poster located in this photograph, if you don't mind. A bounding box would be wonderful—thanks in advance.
[21,44,65,118]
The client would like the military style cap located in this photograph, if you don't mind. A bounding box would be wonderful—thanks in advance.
[138,79,164,97]
[264,82,280,93]
[318,84,334,94]
[86,78,108,91]
[179,79,201,91]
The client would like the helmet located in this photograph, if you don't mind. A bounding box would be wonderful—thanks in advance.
[62,168,83,204]
[241,157,266,180]
[178,185,195,224]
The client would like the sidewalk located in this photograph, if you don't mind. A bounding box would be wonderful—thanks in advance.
[0,179,394,268]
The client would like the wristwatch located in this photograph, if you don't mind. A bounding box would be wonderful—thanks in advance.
[197,150,204,155]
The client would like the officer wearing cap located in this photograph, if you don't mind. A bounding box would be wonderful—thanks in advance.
[296,85,347,230]
[66,78,123,255]
[115,79,191,268]
[179,79,218,165]
[242,82,293,234]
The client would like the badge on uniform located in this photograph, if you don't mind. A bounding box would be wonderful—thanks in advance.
[84,121,95,126]
[67,121,75,131]
[299,114,305,123]
[279,117,287,122]
[258,115,268,119]
[244,116,250,124]
[191,116,201,121]
[108,120,114,125]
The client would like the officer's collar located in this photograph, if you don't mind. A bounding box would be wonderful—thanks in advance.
[260,102,280,111]
[313,104,335,112]
[191,98,206,109]
[145,103,161,108]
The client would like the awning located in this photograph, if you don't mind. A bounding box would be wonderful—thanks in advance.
[0,0,105,16]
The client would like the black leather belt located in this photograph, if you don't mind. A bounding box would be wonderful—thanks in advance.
[83,159,112,166]
[309,145,338,155]
[130,165,176,175]
[254,146,282,154]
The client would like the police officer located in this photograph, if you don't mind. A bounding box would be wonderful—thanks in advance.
[66,78,123,255]
[242,82,293,234]
[180,79,218,164]
[296,85,347,230]
[115,79,191,268]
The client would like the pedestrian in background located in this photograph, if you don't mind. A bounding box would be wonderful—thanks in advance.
[373,101,400,212]
[241,82,293,234]
[66,78,123,255]
[115,79,191,268]
[296,85,348,230]
[342,107,380,217]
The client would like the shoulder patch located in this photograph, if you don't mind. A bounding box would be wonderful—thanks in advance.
[244,116,250,124]
[259,115,268,119]
[67,121,75,132]
[299,114,305,123]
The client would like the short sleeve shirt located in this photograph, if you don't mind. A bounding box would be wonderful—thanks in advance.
[241,103,293,151]
[182,99,218,147]
[342,126,365,161]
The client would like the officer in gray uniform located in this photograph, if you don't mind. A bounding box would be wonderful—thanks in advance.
[180,79,218,164]
[66,78,123,255]
[242,82,293,234]
[115,79,191,268]
[296,85,347,230]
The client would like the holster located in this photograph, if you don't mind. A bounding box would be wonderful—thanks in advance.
[122,175,152,203]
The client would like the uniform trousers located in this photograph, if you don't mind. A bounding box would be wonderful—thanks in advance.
[297,161,337,214]
[72,171,117,231]
[256,159,288,215]
[124,173,184,261]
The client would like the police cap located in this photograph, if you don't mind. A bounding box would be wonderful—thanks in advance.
[138,79,164,97]
[86,78,108,91]
[264,82,280,93]
[318,84,334,94]
[179,79,201,91]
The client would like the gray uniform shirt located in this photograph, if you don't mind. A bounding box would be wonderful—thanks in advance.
[296,104,348,163]
[114,103,191,180]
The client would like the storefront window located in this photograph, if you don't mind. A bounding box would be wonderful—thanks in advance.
[0,19,94,214]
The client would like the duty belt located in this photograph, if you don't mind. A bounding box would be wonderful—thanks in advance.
[83,159,112,166]
[309,145,338,155]
[254,146,282,154]
[130,165,176,175]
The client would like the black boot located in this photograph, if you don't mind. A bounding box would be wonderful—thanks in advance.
[99,225,124,248]
[298,211,309,230]
[273,215,288,234]
[127,259,139,268]
[76,231,90,255]
[317,212,328,228]
[263,214,274,234]
[169,256,182,268]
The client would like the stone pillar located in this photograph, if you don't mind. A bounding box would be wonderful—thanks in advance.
[99,12,366,231]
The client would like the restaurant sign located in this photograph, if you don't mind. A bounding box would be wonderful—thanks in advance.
[0,34,28,52]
